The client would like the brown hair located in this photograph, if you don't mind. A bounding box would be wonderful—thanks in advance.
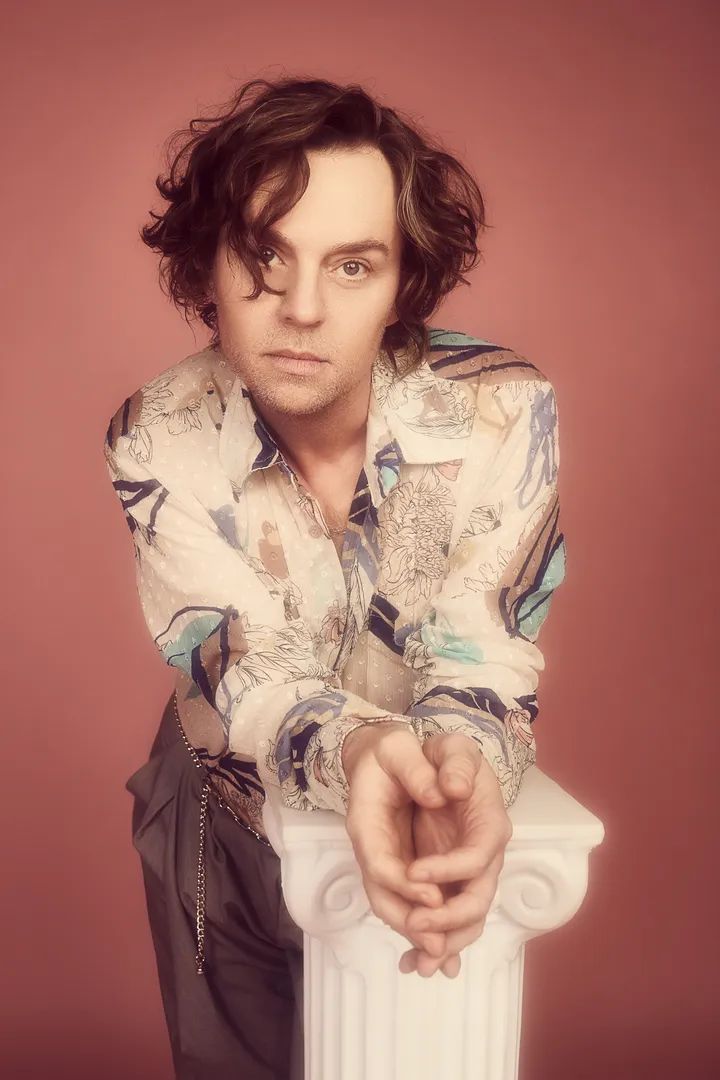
[140,75,489,372]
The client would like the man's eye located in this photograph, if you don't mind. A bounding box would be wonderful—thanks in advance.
[258,249,371,279]
[341,260,371,279]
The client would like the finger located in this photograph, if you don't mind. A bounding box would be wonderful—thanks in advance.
[398,948,417,974]
[414,917,487,978]
[345,800,447,909]
[345,778,445,909]
[422,733,483,800]
[375,730,447,809]
[441,954,461,978]
[443,916,488,958]
[417,950,463,979]
[437,750,481,801]
[399,947,462,979]
[405,872,497,935]
[416,949,446,978]
[364,879,447,957]
[346,835,446,908]
[405,885,490,937]
[408,841,505,885]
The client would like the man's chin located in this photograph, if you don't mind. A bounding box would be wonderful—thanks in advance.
[249,385,333,417]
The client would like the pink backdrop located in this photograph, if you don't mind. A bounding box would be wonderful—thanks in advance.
[3,1,717,1076]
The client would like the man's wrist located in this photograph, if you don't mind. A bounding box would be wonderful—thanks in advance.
[340,718,410,779]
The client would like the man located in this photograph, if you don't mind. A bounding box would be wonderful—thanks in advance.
[104,75,566,1079]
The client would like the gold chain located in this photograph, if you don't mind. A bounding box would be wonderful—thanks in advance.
[326,521,348,536]
[172,692,272,976]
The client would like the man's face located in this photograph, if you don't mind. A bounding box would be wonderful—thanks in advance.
[211,145,402,423]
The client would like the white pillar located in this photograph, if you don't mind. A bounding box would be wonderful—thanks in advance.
[262,766,604,1080]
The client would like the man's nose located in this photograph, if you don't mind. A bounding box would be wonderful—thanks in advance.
[278,266,325,325]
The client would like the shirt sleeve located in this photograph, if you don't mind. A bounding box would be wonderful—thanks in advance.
[403,377,568,809]
[103,428,415,817]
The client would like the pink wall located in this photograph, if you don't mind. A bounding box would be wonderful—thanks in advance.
[3,1,717,1075]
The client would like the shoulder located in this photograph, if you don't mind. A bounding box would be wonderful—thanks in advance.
[426,327,553,389]
[103,344,236,458]
[425,326,559,425]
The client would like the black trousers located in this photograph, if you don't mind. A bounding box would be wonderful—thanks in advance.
[126,692,305,1080]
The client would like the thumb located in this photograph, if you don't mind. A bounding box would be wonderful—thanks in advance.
[380,733,447,808]
[423,733,482,801]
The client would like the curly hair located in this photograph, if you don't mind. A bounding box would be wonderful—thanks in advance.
[140,74,489,372]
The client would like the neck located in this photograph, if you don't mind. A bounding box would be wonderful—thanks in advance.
[256,379,371,477]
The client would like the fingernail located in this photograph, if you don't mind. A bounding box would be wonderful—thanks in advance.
[448,773,469,789]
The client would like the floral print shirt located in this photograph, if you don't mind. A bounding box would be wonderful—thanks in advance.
[103,327,567,840]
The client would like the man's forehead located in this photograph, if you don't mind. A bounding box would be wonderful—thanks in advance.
[214,156,400,262]
[247,153,397,232]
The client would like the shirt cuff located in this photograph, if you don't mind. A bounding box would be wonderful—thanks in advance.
[229,678,420,816]
[300,709,424,815]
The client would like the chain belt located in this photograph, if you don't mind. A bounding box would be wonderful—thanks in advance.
[171,691,273,975]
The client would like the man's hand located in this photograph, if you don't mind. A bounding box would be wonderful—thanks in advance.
[341,723,513,978]
[341,720,453,964]
[399,732,513,979]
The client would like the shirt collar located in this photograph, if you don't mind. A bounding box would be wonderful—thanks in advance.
[218,342,476,508]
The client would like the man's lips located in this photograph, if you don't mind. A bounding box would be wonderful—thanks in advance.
[266,351,326,363]
[266,352,328,373]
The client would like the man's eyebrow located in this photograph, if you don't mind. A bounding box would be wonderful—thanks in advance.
[260,225,390,259]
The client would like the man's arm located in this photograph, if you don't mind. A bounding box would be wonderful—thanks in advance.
[336,374,568,977]
[402,375,567,809]
[103,423,417,815]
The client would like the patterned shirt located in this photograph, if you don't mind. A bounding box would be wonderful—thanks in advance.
[103,327,567,840]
